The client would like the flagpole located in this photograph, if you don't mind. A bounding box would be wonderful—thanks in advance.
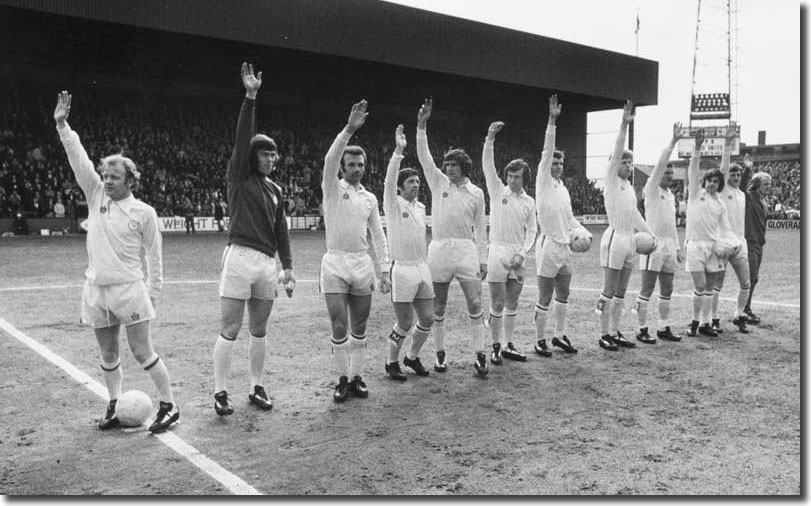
[635,8,640,56]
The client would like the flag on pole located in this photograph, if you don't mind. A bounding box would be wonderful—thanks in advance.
[635,10,640,34]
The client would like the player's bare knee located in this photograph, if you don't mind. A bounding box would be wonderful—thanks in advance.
[398,315,415,333]
[331,321,348,340]
[100,350,119,364]
[490,299,505,314]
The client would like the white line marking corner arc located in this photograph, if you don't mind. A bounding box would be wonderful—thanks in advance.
[0,317,262,496]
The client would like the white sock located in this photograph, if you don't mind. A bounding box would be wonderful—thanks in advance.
[535,303,549,341]
[635,295,649,330]
[503,310,517,344]
[600,298,613,335]
[553,299,568,337]
[331,336,350,377]
[692,291,702,322]
[141,353,174,405]
[249,333,266,388]
[469,312,486,353]
[489,308,503,345]
[433,317,445,353]
[701,292,712,324]
[658,295,671,330]
[711,288,721,320]
[611,296,625,334]
[213,334,235,393]
[101,358,123,401]
[349,333,367,378]
[406,324,431,360]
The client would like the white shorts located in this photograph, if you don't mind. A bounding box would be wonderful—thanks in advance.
[600,227,636,270]
[219,244,278,300]
[685,240,725,273]
[535,236,572,278]
[487,242,526,282]
[81,279,155,329]
[391,261,434,302]
[320,250,376,296]
[427,239,481,283]
[639,237,678,273]
[722,245,749,270]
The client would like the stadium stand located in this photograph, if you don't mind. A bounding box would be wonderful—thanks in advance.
[0,79,608,223]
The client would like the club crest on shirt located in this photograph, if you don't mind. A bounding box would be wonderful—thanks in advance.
[661,195,665,200]
[728,195,733,200]
[100,205,107,214]
[502,198,508,205]
[402,211,409,218]
[130,312,140,321]
[343,193,350,200]
[700,197,706,201]
[442,192,449,198]
[128,219,141,231]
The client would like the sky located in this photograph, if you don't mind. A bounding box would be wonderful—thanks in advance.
[381,0,800,180]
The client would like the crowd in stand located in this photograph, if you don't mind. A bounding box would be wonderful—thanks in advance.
[0,82,800,224]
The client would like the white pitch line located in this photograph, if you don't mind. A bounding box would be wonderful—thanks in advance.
[0,279,799,309]
[0,317,261,496]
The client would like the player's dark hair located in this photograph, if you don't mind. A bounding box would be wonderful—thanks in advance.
[249,134,278,173]
[397,168,420,190]
[503,159,530,189]
[728,163,742,174]
[442,149,473,177]
[340,146,367,171]
[553,150,565,160]
[702,168,725,193]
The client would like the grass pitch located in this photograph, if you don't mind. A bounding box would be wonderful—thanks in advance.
[0,227,800,495]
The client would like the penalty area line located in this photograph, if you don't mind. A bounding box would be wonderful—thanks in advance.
[0,316,262,496]
[0,279,799,309]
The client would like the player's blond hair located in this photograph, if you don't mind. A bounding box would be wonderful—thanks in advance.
[100,154,140,185]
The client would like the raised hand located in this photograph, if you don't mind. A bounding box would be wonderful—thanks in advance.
[394,124,407,152]
[725,121,738,145]
[54,90,72,127]
[346,99,368,134]
[672,121,683,144]
[743,152,753,169]
[241,62,262,96]
[417,98,433,128]
[549,94,563,119]
[622,100,635,124]
[487,121,505,141]
[693,127,706,149]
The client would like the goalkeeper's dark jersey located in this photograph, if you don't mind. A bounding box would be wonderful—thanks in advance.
[226,98,292,270]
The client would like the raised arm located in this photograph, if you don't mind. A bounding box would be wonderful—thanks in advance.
[645,122,681,201]
[482,121,505,199]
[228,62,262,182]
[54,91,102,195]
[740,152,754,191]
[536,94,562,194]
[323,100,368,193]
[415,98,445,190]
[719,121,737,176]
[687,128,706,198]
[383,124,406,215]
[142,207,164,299]
[606,100,635,183]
